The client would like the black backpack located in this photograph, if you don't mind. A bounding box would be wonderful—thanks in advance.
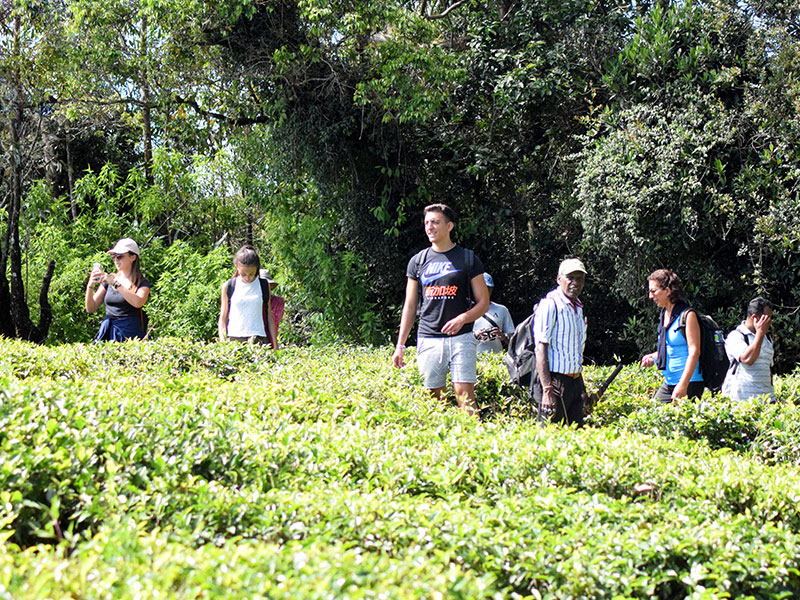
[503,303,539,388]
[679,309,730,393]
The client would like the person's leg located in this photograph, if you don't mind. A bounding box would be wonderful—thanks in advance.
[653,382,674,402]
[450,333,479,416]
[540,375,567,424]
[687,381,705,400]
[544,375,584,426]
[428,386,446,401]
[453,382,478,416]
[562,376,585,427]
[417,337,448,398]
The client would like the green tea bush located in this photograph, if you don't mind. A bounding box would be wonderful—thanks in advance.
[2,340,800,598]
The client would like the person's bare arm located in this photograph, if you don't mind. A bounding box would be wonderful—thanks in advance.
[738,314,771,365]
[392,278,418,367]
[673,311,701,399]
[218,283,229,342]
[536,342,555,411]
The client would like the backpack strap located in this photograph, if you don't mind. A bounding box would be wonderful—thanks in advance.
[226,277,236,301]
[414,248,431,280]
[415,248,431,312]
[481,312,500,329]
[465,248,475,307]
[677,307,695,339]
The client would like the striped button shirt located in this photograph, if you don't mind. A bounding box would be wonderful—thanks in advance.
[533,288,586,375]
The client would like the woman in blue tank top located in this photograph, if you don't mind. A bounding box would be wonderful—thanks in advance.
[640,269,704,401]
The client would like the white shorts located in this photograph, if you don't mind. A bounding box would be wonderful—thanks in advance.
[416,333,478,389]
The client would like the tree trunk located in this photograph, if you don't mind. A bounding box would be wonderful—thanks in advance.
[4,11,54,343]
[140,14,154,185]
[66,128,77,220]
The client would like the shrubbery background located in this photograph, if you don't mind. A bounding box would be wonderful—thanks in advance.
[4,0,800,365]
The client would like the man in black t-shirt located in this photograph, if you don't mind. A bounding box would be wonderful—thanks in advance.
[392,204,489,415]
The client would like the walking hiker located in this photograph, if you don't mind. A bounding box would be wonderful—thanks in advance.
[473,273,515,354]
[85,238,151,342]
[721,297,775,402]
[218,245,278,349]
[640,269,703,401]
[533,258,589,426]
[392,204,490,415]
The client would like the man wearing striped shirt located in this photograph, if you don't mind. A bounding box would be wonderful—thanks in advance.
[533,258,588,426]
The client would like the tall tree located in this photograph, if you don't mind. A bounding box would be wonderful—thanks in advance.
[0,0,60,341]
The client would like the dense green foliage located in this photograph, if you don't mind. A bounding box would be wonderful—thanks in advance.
[3,0,800,366]
[2,340,800,598]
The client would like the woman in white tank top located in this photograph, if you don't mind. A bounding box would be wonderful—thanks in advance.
[217,245,278,348]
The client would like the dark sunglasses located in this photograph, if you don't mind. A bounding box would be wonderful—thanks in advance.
[110,253,128,259]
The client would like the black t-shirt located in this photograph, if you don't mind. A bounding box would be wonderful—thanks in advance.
[406,245,484,338]
[103,278,151,319]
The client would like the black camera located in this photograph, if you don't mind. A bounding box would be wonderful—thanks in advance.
[474,328,498,342]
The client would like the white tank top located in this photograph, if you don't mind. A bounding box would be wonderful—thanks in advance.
[227,278,266,337]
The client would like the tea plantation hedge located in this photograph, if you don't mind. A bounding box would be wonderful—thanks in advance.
[1,339,800,599]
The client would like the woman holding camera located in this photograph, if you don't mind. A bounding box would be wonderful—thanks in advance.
[640,269,704,401]
[85,238,151,341]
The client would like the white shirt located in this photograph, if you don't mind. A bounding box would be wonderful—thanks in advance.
[474,301,515,354]
[533,288,586,374]
[721,321,774,401]
[227,277,266,337]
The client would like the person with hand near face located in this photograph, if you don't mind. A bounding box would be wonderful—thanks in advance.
[533,258,589,426]
[218,245,278,348]
[721,297,776,402]
[640,269,703,402]
[85,238,151,342]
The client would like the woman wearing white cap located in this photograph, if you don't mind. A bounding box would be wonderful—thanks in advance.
[85,238,151,341]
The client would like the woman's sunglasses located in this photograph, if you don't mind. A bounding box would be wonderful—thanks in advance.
[110,253,128,259]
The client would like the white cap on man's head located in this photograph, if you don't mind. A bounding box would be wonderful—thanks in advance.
[558,258,587,276]
[107,238,140,255]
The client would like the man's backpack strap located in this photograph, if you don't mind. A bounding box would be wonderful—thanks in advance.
[414,248,431,313]
[481,313,500,329]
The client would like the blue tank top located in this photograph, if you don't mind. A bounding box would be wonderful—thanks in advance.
[663,317,703,385]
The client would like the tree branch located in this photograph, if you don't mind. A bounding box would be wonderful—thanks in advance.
[424,0,468,20]
[173,95,269,126]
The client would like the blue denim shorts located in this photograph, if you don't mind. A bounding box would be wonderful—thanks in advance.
[416,333,477,389]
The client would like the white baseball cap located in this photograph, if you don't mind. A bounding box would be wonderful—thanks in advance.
[107,238,140,255]
[558,258,587,276]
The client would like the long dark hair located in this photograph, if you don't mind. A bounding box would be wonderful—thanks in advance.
[648,269,686,303]
[117,253,144,290]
